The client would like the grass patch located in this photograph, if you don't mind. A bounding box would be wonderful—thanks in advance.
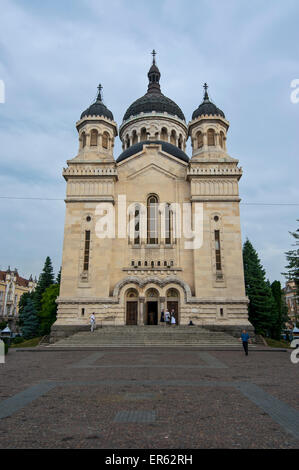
[265,338,291,349]
[10,337,42,348]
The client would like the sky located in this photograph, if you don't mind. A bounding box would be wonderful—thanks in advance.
[0,0,298,283]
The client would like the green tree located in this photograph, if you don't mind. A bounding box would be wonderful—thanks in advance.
[34,256,55,314]
[282,220,299,322]
[18,291,35,326]
[270,280,289,339]
[56,267,61,285]
[20,299,39,339]
[243,239,278,336]
[39,284,60,336]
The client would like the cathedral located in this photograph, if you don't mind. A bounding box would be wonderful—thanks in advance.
[52,52,251,341]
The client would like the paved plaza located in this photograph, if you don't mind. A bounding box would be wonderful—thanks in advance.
[0,347,298,449]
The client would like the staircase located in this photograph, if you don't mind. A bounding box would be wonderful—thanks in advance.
[47,325,245,348]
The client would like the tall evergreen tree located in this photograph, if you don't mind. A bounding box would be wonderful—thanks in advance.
[56,267,61,286]
[33,256,55,314]
[242,239,278,336]
[282,220,299,297]
[269,280,289,339]
[20,299,39,339]
[18,291,35,326]
[39,284,60,336]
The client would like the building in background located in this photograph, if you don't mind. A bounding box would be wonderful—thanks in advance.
[284,280,298,325]
[0,267,36,328]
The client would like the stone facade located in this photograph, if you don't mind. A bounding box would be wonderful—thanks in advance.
[52,55,250,340]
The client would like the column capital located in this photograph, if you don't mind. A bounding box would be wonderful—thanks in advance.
[139,297,145,303]
[160,296,166,302]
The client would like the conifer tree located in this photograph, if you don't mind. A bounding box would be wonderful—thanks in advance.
[20,299,39,339]
[282,220,299,297]
[34,256,55,314]
[242,239,278,336]
[56,267,61,286]
[39,284,60,336]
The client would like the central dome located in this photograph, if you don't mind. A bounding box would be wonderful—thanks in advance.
[123,53,185,122]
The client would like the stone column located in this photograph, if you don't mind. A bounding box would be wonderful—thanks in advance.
[159,296,166,325]
[139,297,145,325]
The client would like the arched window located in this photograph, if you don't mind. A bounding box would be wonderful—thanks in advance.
[219,131,224,149]
[82,132,86,148]
[90,129,98,146]
[125,134,130,149]
[134,206,140,245]
[147,195,158,244]
[170,130,176,146]
[197,131,203,149]
[207,129,215,146]
[161,127,168,142]
[165,203,171,245]
[140,128,147,142]
[102,132,109,149]
[178,135,183,149]
[132,131,138,145]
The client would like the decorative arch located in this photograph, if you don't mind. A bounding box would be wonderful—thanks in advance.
[113,276,192,302]
[90,129,98,146]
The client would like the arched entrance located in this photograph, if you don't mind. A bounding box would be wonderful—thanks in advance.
[125,288,139,325]
[166,288,180,325]
[145,288,159,325]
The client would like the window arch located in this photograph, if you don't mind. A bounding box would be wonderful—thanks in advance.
[147,195,158,244]
[207,129,215,146]
[82,131,86,148]
[161,127,168,142]
[178,134,183,149]
[219,131,225,149]
[170,130,176,145]
[196,131,203,149]
[102,132,109,149]
[125,134,130,149]
[132,130,138,145]
[165,203,171,245]
[90,129,98,146]
[140,127,147,142]
[134,205,140,245]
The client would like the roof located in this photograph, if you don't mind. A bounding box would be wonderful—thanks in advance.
[116,140,189,164]
[192,84,225,120]
[0,270,31,287]
[80,84,114,121]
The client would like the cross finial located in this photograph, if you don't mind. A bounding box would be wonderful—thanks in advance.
[151,49,157,64]
[203,82,209,100]
[97,83,103,101]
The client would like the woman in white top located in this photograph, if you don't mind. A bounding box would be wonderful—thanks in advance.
[171,314,176,326]
[90,313,96,332]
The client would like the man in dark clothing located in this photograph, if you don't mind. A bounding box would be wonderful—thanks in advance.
[240,329,251,355]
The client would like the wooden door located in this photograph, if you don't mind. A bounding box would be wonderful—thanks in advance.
[167,301,179,325]
[126,301,138,325]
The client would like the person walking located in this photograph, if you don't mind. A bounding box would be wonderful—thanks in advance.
[171,313,176,326]
[240,329,251,355]
[164,309,170,325]
[90,313,96,332]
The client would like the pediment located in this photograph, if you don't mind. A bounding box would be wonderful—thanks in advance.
[127,162,178,180]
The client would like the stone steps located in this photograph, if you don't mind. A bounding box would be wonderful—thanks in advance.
[48,325,246,348]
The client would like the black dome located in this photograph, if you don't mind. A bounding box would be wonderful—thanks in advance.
[123,53,185,122]
[192,84,225,120]
[116,140,189,163]
[80,84,114,121]
[123,93,185,121]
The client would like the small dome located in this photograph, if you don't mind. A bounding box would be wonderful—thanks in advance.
[192,83,225,120]
[116,140,189,163]
[123,51,185,122]
[80,84,114,121]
